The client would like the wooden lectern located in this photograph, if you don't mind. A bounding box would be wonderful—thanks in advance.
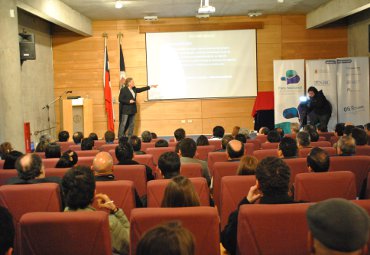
[60,98,93,136]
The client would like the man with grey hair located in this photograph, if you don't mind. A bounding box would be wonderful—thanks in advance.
[336,136,356,156]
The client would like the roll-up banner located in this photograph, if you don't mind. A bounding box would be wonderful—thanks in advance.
[337,57,369,125]
[273,59,305,125]
[306,59,338,131]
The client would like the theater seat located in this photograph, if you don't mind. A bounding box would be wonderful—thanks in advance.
[141,142,156,152]
[42,158,59,168]
[147,177,209,207]
[133,154,156,171]
[298,147,336,158]
[253,149,278,161]
[311,141,331,147]
[319,132,335,141]
[56,141,74,153]
[130,207,220,255]
[237,203,311,255]
[207,152,228,176]
[108,149,118,164]
[330,136,339,145]
[356,146,370,156]
[77,156,95,167]
[213,161,239,212]
[76,150,99,157]
[255,135,267,143]
[146,147,175,166]
[0,160,4,169]
[247,140,261,150]
[93,140,106,149]
[283,158,308,185]
[94,180,135,219]
[35,152,46,159]
[180,163,202,178]
[208,139,222,150]
[69,144,82,151]
[99,144,117,152]
[113,165,147,198]
[294,171,356,202]
[261,143,279,150]
[0,170,18,186]
[220,175,256,229]
[45,168,69,178]
[244,143,254,156]
[196,145,216,161]
[19,211,112,255]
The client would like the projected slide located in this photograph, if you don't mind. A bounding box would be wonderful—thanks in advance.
[146,29,257,100]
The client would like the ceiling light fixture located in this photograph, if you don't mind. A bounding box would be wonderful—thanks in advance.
[115,0,123,9]
[198,0,215,14]
[144,16,159,21]
[277,0,284,3]
[248,11,262,17]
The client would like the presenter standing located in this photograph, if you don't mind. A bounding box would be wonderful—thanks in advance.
[118,77,157,138]
[307,86,332,132]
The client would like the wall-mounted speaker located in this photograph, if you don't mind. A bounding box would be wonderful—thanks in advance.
[19,33,36,61]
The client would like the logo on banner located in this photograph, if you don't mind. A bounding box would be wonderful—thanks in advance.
[281,70,300,84]
[343,105,365,113]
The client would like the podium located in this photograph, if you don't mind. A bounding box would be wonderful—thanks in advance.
[60,98,93,135]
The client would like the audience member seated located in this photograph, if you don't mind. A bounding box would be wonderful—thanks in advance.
[179,138,211,186]
[81,138,94,151]
[221,157,294,255]
[278,137,298,159]
[174,128,186,142]
[58,130,70,142]
[62,166,129,255]
[88,132,98,141]
[130,136,145,155]
[151,132,158,140]
[3,150,24,169]
[92,152,115,181]
[158,152,180,179]
[0,206,14,255]
[45,142,61,158]
[6,154,60,185]
[351,128,367,146]
[196,135,209,146]
[344,124,355,136]
[290,122,300,135]
[161,176,200,207]
[0,142,13,160]
[155,139,169,148]
[276,127,285,138]
[141,130,152,143]
[235,133,247,144]
[309,130,320,142]
[216,135,233,152]
[72,132,83,145]
[334,123,345,138]
[104,131,115,144]
[306,199,369,255]
[210,126,225,140]
[226,140,244,161]
[231,126,240,138]
[258,127,269,135]
[35,134,51,152]
[115,141,154,181]
[336,136,356,156]
[267,130,281,143]
[307,147,330,172]
[136,221,195,255]
[56,150,78,168]
[304,124,317,133]
[236,155,258,176]
[296,131,311,149]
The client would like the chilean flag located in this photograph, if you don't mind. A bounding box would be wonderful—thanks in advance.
[103,46,114,131]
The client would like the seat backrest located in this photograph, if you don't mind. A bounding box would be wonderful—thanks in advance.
[294,171,357,202]
[130,207,220,255]
[35,152,46,159]
[283,158,308,184]
[0,160,4,169]
[146,147,175,166]
[76,156,95,167]
[220,175,256,229]
[356,146,370,156]
[168,141,178,147]
[244,143,254,156]
[237,203,311,255]
[42,158,59,168]
[180,163,202,178]
[108,149,118,164]
[261,143,279,150]
[330,136,339,145]
[255,135,267,143]
[253,149,278,161]
[133,154,156,171]
[113,165,147,198]
[147,177,209,207]
[77,150,100,157]
[311,141,331,147]
[99,144,117,152]
[0,170,18,186]
[0,183,62,224]
[208,139,222,150]
[94,180,135,219]
[246,139,261,150]
[56,141,75,153]
[45,168,69,178]
[319,132,335,141]
[19,211,112,255]
[69,144,82,151]
[298,147,336,158]
[213,161,239,211]
[207,152,228,176]
[141,142,156,152]
[329,156,370,197]
[196,145,216,161]
[93,140,106,149]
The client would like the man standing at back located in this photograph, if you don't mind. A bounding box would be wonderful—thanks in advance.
[179,138,211,186]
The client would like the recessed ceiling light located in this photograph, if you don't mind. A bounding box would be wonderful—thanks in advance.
[277,0,284,3]
[115,0,123,9]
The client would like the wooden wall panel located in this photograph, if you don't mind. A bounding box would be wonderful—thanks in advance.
[53,15,348,137]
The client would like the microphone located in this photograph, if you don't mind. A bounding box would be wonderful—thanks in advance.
[66,91,72,94]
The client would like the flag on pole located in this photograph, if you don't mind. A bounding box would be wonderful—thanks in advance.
[119,42,126,80]
[103,45,115,131]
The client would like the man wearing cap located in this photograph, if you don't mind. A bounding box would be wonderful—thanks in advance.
[307,198,369,254]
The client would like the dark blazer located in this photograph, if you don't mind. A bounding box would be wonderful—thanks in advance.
[119,86,150,117]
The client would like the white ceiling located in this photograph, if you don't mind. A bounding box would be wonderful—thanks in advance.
[60,0,333,20]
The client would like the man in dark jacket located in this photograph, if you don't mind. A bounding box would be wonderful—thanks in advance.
[307,86,332,132]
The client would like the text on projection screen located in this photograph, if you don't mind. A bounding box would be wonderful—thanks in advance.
[146,29,257,100]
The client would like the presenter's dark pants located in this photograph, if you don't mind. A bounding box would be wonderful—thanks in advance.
[308,112,331,132]
[118,114,135,138]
